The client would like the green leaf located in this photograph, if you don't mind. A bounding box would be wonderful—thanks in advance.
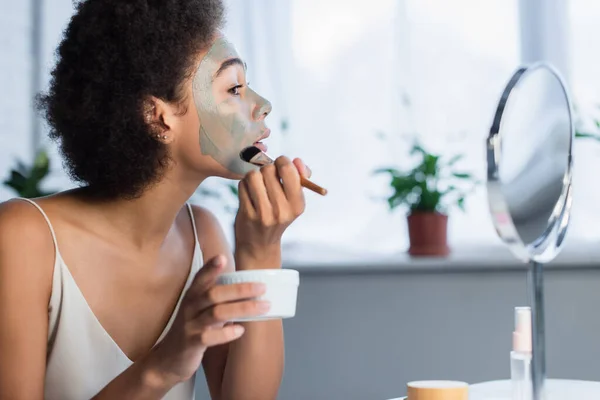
[373,168,401,177]
[386,194,400,210]
[410,144,427,156]
[33,150,49,169]
[228,183,239,196]
[3,180,22,192]
[390,175,417,191]
[2,149,57,198]
[30,162,50,183]
[445,154,463,166]
[414,179,440,211]
[457,197,466,212]
[198,188,222,199]
[452,172,473,179]
[422,154,439,176]
[7,170,27,190]
[575,131,600,141]
[15,161,28,175]
[443,185,458,195]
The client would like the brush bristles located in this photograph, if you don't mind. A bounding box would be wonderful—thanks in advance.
[239,146,262,162]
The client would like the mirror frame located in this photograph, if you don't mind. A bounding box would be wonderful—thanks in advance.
[486,62,575,263]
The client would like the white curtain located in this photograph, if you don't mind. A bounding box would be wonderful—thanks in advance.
[244,0,524,255]
[0,1,35,201]
[201,0,528,254]
[212,0,600,256]
[565,0,600,244]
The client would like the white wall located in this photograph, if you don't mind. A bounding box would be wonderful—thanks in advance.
[0,0,75,201]
[0,0,34,201]
[38,0,76,194]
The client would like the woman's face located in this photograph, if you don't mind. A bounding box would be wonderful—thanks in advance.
[175,35,272,180]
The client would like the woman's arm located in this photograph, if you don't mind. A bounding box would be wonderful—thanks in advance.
[194,156,309,400]
[192,206,284,400]
[89,353,179,399]
[0,201,56,399]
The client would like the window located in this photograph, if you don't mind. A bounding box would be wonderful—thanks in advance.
[277,0,521,252]
[568,0,600,242]
[12,0,591,256]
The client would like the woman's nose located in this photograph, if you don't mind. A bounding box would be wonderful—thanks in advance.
[250,89,272,121]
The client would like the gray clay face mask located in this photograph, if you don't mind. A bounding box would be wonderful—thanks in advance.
[192,37,272,175]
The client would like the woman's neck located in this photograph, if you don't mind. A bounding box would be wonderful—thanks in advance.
[77,170,208,250]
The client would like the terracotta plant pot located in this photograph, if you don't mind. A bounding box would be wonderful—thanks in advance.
[407,212,450,257]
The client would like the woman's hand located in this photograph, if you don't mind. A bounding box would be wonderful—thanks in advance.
[145,255,269,387]
[234,156,310,269]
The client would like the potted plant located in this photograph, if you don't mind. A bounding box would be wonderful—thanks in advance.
[374,143,479,257]
[3,149,56,198]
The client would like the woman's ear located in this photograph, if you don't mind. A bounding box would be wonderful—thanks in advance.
[143,96,174,144]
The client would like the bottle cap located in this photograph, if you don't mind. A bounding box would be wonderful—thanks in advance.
[512,306,532,353]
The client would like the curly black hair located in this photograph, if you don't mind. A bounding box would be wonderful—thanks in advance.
[38,0,225,199]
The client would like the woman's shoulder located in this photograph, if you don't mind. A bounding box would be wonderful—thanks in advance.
[0,190,77,231]
[0,197,57,297]
[0,190,85,257]
[0,197,55,240]
[188,204,232,262]
[189,204,220,227]
[188,204,226,242]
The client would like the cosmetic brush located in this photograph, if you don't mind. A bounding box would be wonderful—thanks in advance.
[240,146,328,196]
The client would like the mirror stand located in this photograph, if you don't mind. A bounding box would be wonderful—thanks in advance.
[486,62,573,400]
[529,261,546,400]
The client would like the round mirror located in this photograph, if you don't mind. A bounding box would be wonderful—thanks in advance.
[486,62,574,264]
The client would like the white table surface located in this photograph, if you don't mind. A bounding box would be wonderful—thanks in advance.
[386,379,600,400]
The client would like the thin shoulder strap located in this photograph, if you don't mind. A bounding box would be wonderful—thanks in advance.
[16,198,63,345]
[16,198,60,253]
[186,203,200,246]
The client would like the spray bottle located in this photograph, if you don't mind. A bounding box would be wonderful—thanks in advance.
[511,306,532,400]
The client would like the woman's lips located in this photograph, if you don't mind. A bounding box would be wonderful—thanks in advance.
[253,142,268,152]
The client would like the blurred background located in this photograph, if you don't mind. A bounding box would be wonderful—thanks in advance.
[3,0,600,399]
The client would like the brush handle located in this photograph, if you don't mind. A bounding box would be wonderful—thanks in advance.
[300,176,327,196]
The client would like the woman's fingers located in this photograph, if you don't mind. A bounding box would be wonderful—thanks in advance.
[194,299,271,328]
[245,169,273,219]
[276,156,305,217]
[293,158,311,178]
[197,324,246,347]
[261,163,289,221]
[238,179,256,219]
[193,282,267,314]
[237,156,307,227]
[185,255,227,301]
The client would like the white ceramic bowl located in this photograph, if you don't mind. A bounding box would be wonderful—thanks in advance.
[215,269,299,321]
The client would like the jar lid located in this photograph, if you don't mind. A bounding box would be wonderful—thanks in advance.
[216,269,299,286]
[407,381,468,400]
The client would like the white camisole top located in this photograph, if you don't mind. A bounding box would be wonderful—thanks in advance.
[18,198,202,400]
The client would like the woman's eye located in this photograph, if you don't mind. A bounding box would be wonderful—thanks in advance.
[228,85,243,95]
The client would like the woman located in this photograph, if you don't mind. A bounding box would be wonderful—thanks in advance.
[0,0,308,399]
